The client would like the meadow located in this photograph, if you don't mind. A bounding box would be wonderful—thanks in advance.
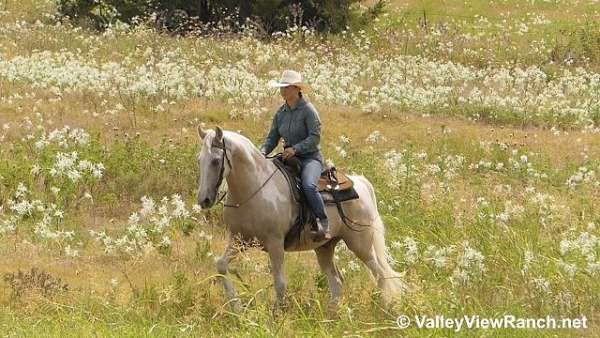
[0,0,600,336]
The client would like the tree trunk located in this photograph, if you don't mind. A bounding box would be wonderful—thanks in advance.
[199,0,210,21]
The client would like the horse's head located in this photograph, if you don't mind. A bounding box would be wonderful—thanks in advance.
[196,125,231,209]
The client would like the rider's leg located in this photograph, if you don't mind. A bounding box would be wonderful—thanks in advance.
[301,159,330,239]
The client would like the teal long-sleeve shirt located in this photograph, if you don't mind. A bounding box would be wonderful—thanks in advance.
[260,97,323,163]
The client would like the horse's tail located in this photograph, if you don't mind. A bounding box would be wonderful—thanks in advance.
[372,215,407,303]
[362,176,407,303]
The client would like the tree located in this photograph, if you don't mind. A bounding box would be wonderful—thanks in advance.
[55,0,386,35]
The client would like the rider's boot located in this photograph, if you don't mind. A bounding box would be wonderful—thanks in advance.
[316,218,331,240]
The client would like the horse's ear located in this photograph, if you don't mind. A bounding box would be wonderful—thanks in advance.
[197,125,207,139]
[215,126,224,141]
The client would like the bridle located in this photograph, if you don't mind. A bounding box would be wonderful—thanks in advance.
[210,137,231,205]
[206,134,371,232]
[209,137,279,208]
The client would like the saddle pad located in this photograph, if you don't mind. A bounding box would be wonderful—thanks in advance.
[271,157,302,203]
[320,187,359,204]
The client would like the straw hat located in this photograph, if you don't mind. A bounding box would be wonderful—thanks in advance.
[267,70,311,92]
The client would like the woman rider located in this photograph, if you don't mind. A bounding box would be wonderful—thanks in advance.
[260,70,331,240]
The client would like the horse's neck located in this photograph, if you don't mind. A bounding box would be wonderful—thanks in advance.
[225,141,278,203]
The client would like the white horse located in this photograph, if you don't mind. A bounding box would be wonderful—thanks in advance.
[196,126,405,311]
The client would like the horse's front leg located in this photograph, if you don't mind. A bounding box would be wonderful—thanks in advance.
[216,240,241,310]
[266,240,287,308]
[315,238,343,314]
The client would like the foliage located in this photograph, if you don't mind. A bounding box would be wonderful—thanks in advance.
[54,0,387,34]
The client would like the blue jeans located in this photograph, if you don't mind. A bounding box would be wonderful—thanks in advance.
[300,158,328,223]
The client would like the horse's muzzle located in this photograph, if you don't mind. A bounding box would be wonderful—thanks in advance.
[199,196,213,209]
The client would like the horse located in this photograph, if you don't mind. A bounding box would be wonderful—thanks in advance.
[196,125,405,311]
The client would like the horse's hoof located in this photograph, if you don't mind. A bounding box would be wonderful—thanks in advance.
[229,298,243,313]
[327,300,341,317]
[272,300,288,318]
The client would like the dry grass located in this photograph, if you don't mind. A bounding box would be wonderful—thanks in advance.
[1,1,600,337]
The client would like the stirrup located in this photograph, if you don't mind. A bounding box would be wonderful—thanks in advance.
[312,219,331,240]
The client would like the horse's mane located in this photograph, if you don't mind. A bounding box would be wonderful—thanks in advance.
[203,129,262,156]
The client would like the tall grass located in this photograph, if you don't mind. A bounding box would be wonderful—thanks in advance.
[0,0,600,337]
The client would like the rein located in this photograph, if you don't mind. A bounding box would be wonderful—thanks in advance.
[210,142,369,231]
[211,138,279,208]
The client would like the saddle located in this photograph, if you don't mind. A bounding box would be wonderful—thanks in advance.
[272,155,359,204]
[271,155,360,249]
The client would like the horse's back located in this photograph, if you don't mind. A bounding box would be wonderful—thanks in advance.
[345,174,378,212]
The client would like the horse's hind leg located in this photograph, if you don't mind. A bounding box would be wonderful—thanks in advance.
[216,241,241,308]
[343,233,387,291]
[314,238,343,313]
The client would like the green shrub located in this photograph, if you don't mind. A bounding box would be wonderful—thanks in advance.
[550,20,600,66]
[54,0,386,34]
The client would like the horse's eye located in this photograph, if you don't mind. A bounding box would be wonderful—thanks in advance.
[211,159,220,166]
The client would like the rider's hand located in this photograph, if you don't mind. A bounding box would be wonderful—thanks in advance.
[282,147,296,160]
